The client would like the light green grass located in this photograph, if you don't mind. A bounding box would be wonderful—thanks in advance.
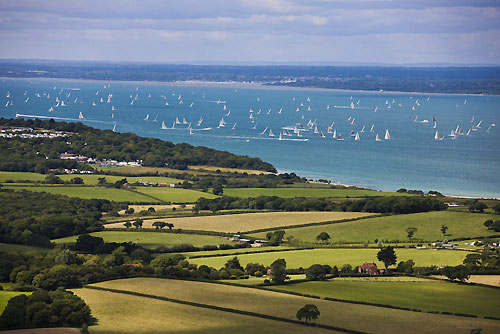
[249,211,499,243]
[3,185,154,202]
[0,171,182,185]
[105,211,375,233]
[223,187,407,198]
[89,278,500,334]
[0,291,32,313]
[271,277,500,318]
[73,287,334,334]
[0,242,49,253]
[52,231,235,249]
[189,248,471,269]
[134,187,217,203]
[183,246,295,258]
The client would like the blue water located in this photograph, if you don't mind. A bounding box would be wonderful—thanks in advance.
[1,78,499,198]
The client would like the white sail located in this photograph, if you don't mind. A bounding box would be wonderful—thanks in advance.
[112,124,116,132]
[144,114,149,121]
[183,118,188,124]
[175,117,181,124]
[48,107,54,112]
[384,129,391,140]
[360,126,365,133]
[79,112,84,119]
[232,122,237,130]
[370,124,374,132]
[354,132,360,141]
[269,129,275,137]
[320,131,326,138]
[260,127,268,135]
[332,129,336,138]
[161,121,167,129]
[279,132,283,140]
[278,107,282,114]
[375,134,381,141]
[434,131,441,140]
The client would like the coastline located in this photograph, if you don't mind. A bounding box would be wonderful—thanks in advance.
[0,76,495,97]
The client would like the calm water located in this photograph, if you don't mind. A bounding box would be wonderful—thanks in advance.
[1,78,499,198]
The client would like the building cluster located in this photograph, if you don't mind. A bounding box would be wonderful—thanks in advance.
[0,126,69,139]
[60,153,142,168]
[137,181,178,188]
[230,235,268,248]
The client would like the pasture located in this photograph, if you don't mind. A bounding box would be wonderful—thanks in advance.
[105,211,375,232]
[189,248,471,269]
[271,277,500,318]
[249,211,499,243]
[0,242,48,253]
[433,275,500,288]
[88,278,500,334]
[2,185,153,202]
[133,187,217,203]
[73,287,333,334]
[223,187,406,198]
[0,291,32,313]
[52,231,235,249]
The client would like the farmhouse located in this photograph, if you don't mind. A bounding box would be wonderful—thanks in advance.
[358,262,378,275]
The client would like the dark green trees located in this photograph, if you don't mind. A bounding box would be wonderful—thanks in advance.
[296,304,320,325]
[316,232,331,243]
[270,259,287,284]
[377,246,397,270]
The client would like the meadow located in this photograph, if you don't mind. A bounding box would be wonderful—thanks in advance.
[72,288,334,334]
[133,187,217,203]
[2,185,153,202]
[52,231,235,249]
[88,278,500,334]
[223,187,407,198]
[0,291,31,313]
[0,242,48,253]
[249,211,499,243]
[433,275,500,288]
[104,211,375,232]
[271,277,500,318]
[0,171,181,185]
[189,248,471,269]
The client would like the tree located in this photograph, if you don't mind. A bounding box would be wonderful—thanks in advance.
[442,265,470,282]
[305,264,331,280]
[97,177,107,185]
[270,259,287,284]
[377,246,397,270]
[268,230,286,246]
[225,257,243,271]
[441,225,448,235]
[147,207,155,213]
[166,223,174,230]
[406,227,417,240]
[493,203,500,214]
[152,221,166,229]
[316,232,331,243]
[469,202,487,213]
[124,221,132,229]
[132,219,143,229]
[213,184,223,195]
[296,304,320,325]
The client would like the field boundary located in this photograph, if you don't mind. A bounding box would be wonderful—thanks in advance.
[84,285,366,334]
[123,189,166,203]
[242,214,386,234]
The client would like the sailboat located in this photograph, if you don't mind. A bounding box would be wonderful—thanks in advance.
[414,115,419,122]
[269,129,275,137]
[296,107,300,112]
[354,132,360,141]
[182,118,188,124]
[370,124,374,132]
[232,122,237,130]
[337,133,344,141]
[374,106,378,112]
[144,114,149,121]
[175,117,181,124]
[466,129,471,136]
[307,97,311,102]
[375,134,381,141]
[448,130,456,138]
[161,121,167,129]
[279,132,283,140]
[314,126,319,134]
[165,102,169,106]
[360,125,366,133]
[189,102,194,108]
[197,117,203,126]
[189,128,194,135]
[278,107,282,114]
[92,101,96,106]
[326,105,330,110]
[434,131,443,140]
[350,118,355,125]
[384,129,391,140]
[260,127,268,135]
[112,106,116,111]
[320,131,326,138]
[153,115,158,122]
[79,112,84,119]
[476,121,482,128]
[307,106,311,111]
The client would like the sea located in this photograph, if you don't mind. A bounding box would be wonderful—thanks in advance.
[1,78,499,198]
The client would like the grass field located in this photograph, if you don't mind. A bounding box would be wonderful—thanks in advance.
[0,242,49,253]
[134,187,217,203]
[3,185,154,202]
[189,248,471,269]
[88,278,500,334]
[73,287,334,334]
[52,231,235,249]
[249,211,500,243]
[0,171,182,185]
[271,277,500,318]
[0,291,31,313]
[183,246,297,258]
[188,165,274,175]
[433,275,500,288]
[105,211,375,232]
[223,187,407,198]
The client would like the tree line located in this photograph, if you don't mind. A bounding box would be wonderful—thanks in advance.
[0,118,277,172]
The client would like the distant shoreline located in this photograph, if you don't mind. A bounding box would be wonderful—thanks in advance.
[0,76,495,97]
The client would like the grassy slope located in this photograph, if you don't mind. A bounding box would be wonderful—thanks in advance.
[0,171,181,185]
[249,211,499,243]
[223,187,407,198]
[0,242,48,253]
[2,185,153,202]
[189,248,470,269]
[433,275,500,288]
[89,278,500,334]
[133,187,217,203]
[73,288,334,334]
[52,231,235,249]
[105,212,375,232]
[271,277,500,318]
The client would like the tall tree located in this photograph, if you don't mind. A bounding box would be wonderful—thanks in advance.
[296,304,320,325]
[377,246,397,270]
[270,258,288,284]
[316,232,331,243]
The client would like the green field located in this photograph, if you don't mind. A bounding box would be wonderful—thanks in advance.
[105,211,375,232]
[189,248,471,269]
[0,242,49,253]
[134,187,217,203]
[0,171,182,185]
[3,185,154,202]
[52,231,235,249]
[249,211,499,243]
[183,246,296,258]
[0,291,32,313]
[87,278,500,334]
[223,187,406,198]
[271,277,500,318]
[73,287,333,334]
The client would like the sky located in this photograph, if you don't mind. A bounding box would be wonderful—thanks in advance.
[0,0,499,65]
